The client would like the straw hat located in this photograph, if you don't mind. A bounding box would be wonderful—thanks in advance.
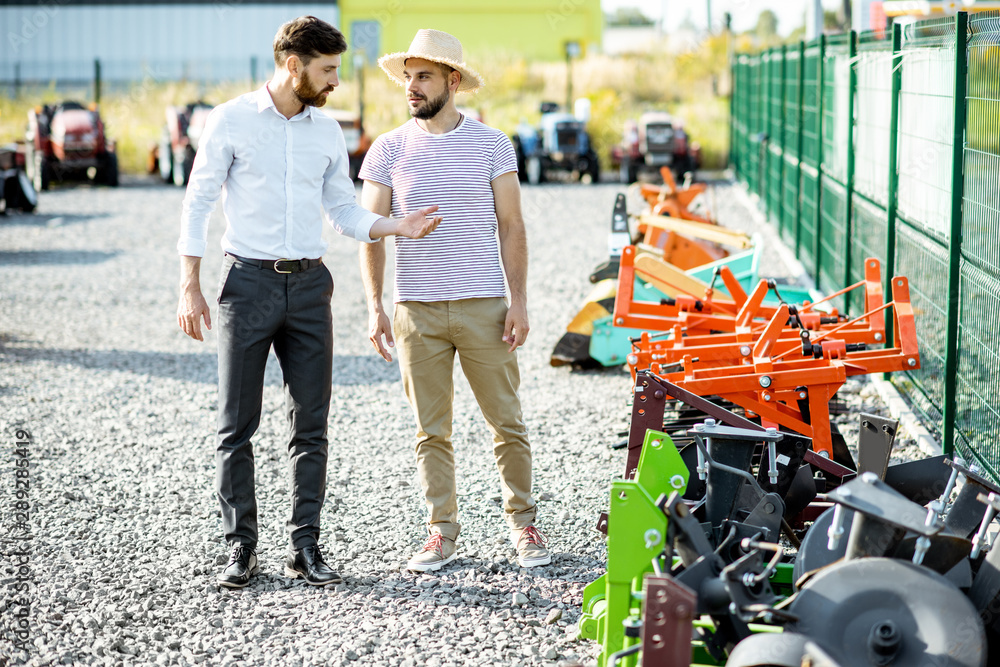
[377,29,484,93]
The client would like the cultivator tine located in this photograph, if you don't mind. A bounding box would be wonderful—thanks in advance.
[969,493,1000,646]
[882,454,952,504]
[942,458,1000,539]
[828,474,943,561]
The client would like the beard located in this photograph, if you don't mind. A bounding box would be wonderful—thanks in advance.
[294,69,332,108]
[410,87,450,120]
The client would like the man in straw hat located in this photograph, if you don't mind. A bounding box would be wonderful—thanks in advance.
[177,16,441,589]
[358,29,550,572]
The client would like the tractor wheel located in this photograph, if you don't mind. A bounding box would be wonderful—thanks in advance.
[586,154,601,185]
[526,156,543,185]
[29,149,51,192]
[673,155,692,182]
[173,147,194,187]
[619,156,631,184]
[97,152,119,187]
[158,127,174,182]
[348,155,362,181]
[4,171,38,212]
[512,136,527,183]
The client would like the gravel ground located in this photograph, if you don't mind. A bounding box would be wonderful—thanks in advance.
[0,174,912,667]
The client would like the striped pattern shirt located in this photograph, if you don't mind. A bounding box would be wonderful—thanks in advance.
[359,117,518,303]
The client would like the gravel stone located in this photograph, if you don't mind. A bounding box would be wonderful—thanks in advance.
[0,175,908,666]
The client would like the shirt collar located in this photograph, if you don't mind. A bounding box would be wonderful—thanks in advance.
[256,83,315,121]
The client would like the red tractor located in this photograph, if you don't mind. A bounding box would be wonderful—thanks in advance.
[157,102,214,186]
[612,111,701,184]
[25,101,118,190]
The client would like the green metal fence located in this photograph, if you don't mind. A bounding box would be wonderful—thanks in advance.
[730,11,1000,479]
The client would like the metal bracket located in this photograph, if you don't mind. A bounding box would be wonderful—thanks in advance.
[741,492,786,544]
[641,575,696,667]
[856,413,898,479]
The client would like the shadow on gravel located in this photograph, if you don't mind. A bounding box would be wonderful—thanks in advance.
[0,212,109,227]
[564,366,631,378]
[331,355,401,385]
[2,344,400,387]
[2,346,218,383]
[0,249,121,265]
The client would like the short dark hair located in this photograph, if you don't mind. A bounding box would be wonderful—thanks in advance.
[273,16,347,67]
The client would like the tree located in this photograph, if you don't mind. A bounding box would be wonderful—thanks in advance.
[606,7,655,26]
[755,9,779,40]
[824,9,850,32]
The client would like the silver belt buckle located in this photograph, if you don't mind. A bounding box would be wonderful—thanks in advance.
[273,258,295,273]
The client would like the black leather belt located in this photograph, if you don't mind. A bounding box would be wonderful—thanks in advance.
[229,254,323,274]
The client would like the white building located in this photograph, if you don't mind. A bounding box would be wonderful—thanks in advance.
[2,1,340,88]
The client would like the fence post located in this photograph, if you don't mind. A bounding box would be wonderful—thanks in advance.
[94,58,102,105]
[756,52,768,203]
[844,31,858,291]
[761,49,772,218]
[14,62,21,99]
[813,34,826,285]
[776,44,786,226]
[941,11,969,456]
[794,40,806,256]
[884,21,903,361]
[729,54,736,172]
[250,55,258,86]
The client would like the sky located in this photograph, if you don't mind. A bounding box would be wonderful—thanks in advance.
[601,0,847,36]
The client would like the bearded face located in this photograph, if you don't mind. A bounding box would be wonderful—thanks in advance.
[294,68,333,108]
[409,86,450,120]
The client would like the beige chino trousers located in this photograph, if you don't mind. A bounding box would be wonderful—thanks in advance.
[393,297,537,541]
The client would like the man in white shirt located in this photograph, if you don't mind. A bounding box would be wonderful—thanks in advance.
[359,29,550,573]
[176,16,440,589]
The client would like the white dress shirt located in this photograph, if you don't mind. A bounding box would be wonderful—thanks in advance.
[177,84,381,259]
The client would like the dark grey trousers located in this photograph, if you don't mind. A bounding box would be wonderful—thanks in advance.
[215,254,334,550]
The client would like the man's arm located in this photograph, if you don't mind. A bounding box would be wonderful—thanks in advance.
[178,255,211,341]
[492,171,529,352]
[370,209,441,240]
[176,107,231,341]
[323,130,440,242]
[360,180,395,361]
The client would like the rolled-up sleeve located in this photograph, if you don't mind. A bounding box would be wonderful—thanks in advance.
[322,127,381,243]
[178,107,233,257]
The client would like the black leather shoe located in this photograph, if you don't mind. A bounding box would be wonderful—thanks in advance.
[217,545,259,589]
[284,544,342,586]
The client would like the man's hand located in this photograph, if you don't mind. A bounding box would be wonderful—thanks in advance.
[503,300,529,352]
[368,307,395,362]
[398,205,443,239]
[178,287,212,341]
[178,256,211,341]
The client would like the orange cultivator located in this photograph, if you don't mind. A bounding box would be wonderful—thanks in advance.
[625,257,890,375]
[637,167,711,223]
[652,275,919,459]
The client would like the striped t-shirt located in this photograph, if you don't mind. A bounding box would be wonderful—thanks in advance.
[359,116,518,303]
